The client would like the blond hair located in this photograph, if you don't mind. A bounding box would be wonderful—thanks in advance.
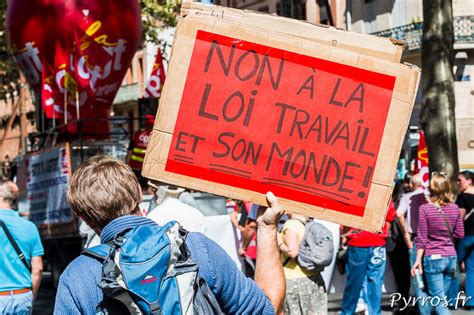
[429,173,453,206]
[67,156,142,231]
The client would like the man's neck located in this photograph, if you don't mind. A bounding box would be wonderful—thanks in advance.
[0,202,12,210]
[413,186,423,193]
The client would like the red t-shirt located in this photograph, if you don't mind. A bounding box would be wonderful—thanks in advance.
[345,202,396,247]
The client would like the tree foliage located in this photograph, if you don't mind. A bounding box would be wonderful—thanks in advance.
[0,0,20,102]
[140,0,181,43]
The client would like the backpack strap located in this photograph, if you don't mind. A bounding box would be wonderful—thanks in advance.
[293,217,307,227]
[82,243,113,261]
[434,204,455,247]
[0,219,30,271]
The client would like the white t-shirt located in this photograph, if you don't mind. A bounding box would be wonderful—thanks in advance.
[396,187,425,234]
[147,197,206,233]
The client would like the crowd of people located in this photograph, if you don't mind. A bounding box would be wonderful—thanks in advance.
[389,170,473,314]
[0,155,473,314]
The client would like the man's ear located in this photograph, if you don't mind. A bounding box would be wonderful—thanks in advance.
[78,215,101,235]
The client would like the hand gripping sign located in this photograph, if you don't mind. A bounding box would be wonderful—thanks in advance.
[142,4,420,232]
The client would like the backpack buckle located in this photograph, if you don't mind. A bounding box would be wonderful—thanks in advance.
[112,235,126,247]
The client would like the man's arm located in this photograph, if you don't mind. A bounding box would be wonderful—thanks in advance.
[187,233,275,314]
[30,256,43,298]
[255,192,285,314]
[396,214,413,249]
[278,228,299,258]
[396,195,413,248]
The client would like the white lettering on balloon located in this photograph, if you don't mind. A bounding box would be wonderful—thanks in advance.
[15,42,42,85]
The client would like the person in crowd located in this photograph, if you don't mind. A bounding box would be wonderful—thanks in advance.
[340,202,396,315]
[0,180,44,314]
[147,183,206,233]
[451,170,474,309]
[396,173,432,313]
[397,173,427,249]
[234,201,258,279]
[411,172,464,315]
[277,213,327,314]
[54,156,285,314]
[387,180,411,313]
[126,114,154,189]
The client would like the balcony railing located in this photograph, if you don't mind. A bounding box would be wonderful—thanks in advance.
[454,15,474,44]
[371,15,474,51]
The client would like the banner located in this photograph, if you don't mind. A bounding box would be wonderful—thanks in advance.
[144,48,166,98]
[166,31,395,217]
[17,145,73,226]
[6,0,142,136]
[416,130,429,189]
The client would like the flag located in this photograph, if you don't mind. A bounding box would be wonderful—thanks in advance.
[144,48,166,98]
[41,41,68,120]
[416,130,429,189]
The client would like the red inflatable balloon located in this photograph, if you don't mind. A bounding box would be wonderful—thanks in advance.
[6,0,142,136]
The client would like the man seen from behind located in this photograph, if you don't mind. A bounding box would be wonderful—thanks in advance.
[0,180,44,314]
[54,156,285,314]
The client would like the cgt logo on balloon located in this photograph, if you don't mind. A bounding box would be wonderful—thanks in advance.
[6,0,141,136]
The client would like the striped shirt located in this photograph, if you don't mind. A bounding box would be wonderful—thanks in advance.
[416,203,464,256]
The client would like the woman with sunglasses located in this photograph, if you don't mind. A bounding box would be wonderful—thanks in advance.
[411,173,464,314]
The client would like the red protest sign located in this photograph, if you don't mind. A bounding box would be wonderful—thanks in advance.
[164,31,395,217]
[143,4,420,231]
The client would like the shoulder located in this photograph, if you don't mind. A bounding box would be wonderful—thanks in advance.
[419,203,434,211]
[61,254,102,282]
[11,217,41,241]
[283,219,304,231]
[401,191,414,201]
[25,219,40,234]
[456,193,470,205]
[8,216,38,229]
[445,203,460,212]
[186,232,216,254]
[56,254,103,314]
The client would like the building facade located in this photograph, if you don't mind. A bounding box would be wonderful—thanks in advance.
[305,0,474,170]
[112,27,174,135]
[109,0,474,172]
[0,85,36,176]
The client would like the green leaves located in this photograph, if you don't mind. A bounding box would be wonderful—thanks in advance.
[140,0,181,43]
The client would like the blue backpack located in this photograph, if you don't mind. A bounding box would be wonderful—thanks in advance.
[84,221,222,315]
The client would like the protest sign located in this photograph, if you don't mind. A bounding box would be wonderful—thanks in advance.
[17,144,73,227]
[142,4,420,232]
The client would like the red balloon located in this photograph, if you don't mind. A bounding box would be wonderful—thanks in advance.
[6,0,142,136]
